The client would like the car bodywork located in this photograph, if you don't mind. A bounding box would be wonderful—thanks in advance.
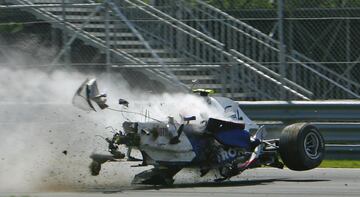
[73,78,325,185]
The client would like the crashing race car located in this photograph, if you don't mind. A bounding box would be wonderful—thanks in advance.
[72,78,325,185]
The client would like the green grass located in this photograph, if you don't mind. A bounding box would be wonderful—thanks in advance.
[319,160,360,168]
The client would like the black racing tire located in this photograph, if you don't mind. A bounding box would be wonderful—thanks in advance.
[279,123,325,171]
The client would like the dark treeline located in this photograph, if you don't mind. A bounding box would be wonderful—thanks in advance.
[205,0,360,10]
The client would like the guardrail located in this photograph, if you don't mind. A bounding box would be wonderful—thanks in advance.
[238,100,360,159]
[326,145,360,160]
[261,122,360,144]
[239,100,360,122]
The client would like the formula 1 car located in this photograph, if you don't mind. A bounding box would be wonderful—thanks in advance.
[73,78,325,185]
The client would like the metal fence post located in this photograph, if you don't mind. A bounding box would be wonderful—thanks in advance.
[221,54,226,96]
[105,3,111,73]
[62,0,71,67]
[345,18,351,86]
[278,0,287,100]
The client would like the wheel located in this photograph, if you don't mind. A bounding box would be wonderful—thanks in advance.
[279,123,325,171]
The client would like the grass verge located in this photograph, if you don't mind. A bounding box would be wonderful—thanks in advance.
[320,160,360,168]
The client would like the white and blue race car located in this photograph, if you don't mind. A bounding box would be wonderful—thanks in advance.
[73,79,325,185]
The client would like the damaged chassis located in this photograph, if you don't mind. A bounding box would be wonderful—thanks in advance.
[74,79,325,185]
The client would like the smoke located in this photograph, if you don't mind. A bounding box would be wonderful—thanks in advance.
[0,35,133,191]
[0,39,226,192]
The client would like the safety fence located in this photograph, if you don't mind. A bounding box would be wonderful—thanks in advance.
[3,0,360,100]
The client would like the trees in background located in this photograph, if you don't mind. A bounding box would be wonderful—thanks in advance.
[204,0,360,10]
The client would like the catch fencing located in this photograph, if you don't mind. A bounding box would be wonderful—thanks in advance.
[3,0,360,100]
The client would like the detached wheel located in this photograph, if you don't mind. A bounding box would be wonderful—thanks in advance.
[279,123,325,171]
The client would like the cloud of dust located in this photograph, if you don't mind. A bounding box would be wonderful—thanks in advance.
[0,39,226,192]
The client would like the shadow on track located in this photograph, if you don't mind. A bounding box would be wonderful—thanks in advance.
[99,178,330,193]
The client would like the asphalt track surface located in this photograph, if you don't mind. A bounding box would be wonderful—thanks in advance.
[1,168,359,197]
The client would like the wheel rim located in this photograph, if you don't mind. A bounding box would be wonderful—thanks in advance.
[304,131,321,159]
